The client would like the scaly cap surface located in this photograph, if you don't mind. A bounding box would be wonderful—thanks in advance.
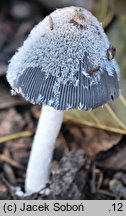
[7,6,120,110]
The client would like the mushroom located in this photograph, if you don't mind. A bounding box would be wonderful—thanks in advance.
[6,7,120,195]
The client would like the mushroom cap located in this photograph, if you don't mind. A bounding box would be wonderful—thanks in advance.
[7,6,120,111]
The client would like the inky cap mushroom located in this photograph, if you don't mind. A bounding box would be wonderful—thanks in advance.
[6,7,120,195]
[7,6,120,111]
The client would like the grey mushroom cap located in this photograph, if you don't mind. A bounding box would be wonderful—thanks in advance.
[7,6,120,111]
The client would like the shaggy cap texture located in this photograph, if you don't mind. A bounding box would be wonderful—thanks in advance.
[7,6,120,110]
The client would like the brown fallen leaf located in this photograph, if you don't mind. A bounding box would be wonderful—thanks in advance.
[96,143,126,170]
[81,127,122,156]
[63,124,122,157]
[0,108,25,136]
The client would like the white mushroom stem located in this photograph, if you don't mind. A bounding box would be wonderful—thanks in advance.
[25,105,64,195]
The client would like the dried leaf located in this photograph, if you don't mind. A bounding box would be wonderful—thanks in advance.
[0,108,25,136]
[64,80,126,134]
[81,127,122,156]
[96,143,126,170]
[63,124,122,156]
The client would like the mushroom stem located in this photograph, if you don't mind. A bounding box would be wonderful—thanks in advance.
[25,105,64,195]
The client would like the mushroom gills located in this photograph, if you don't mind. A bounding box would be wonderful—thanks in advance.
[14,66,119,110]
